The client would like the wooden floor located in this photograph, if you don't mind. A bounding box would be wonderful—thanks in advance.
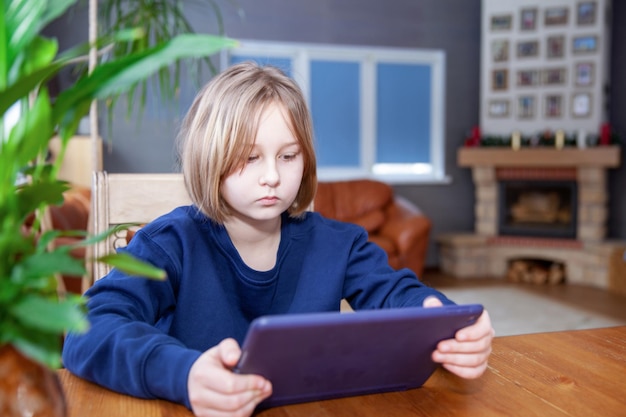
[421,268,626,324]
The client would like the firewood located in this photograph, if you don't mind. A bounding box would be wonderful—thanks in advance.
[548,263,565,285]
[530,264,548,285]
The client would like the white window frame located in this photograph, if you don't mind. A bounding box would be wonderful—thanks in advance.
[222,40,448,184]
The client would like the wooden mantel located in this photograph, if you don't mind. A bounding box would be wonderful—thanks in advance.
[458,146,621,168]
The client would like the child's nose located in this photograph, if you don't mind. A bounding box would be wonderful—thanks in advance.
[259,161,280,186]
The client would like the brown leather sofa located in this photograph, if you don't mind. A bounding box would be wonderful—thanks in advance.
[314,179,431,278]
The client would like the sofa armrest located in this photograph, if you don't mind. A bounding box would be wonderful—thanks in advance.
[378,197,431,277]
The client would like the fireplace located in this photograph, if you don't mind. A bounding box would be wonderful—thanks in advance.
[498,179,578,239]
[437,146,623,290]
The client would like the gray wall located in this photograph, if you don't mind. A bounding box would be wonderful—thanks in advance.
[608,0,626,248]
[46,0,625,268]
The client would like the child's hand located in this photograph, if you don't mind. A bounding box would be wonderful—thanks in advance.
[423,296,495,379]
[187,338,272,417]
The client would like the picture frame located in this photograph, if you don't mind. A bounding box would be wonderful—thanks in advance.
[492,39,509,62]
[574,62,594,86]
[573,35,598,53]
[492,69,508,91]
[577,1,597,25]
[517,69,540,87]
[517,96,535,119]
[517,40,539,58]
[545,7,569,26]
[520,8,537,31]
[543,68,567,85]
[547,35,565,58]
[488,99,510,117]
[544,94,563,118]
[491,14,512,31]
[572,92,592,117]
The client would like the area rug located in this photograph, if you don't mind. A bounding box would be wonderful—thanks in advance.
[440,286,626,336]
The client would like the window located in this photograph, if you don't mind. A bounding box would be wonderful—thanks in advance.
[224,41,447,183]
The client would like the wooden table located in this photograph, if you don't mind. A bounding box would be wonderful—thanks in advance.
[58,326,626,416]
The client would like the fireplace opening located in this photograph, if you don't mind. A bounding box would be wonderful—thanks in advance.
[498,180,578,239]
[506,258,566,285]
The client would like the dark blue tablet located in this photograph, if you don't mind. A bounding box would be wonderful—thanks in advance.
[234,303,484,408]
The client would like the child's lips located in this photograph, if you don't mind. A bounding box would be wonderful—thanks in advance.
[258,196,279,205]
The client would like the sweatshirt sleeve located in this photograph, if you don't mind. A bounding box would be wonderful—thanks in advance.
[62,230,201,409]
[342,227,455,309]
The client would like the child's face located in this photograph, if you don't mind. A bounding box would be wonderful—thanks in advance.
[221,102,304,224]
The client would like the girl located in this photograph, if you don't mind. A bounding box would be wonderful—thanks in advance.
[63,62,493,417]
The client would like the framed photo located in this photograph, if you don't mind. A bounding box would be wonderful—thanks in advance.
[492,39,509,62]
[517,96,535,119]
[517,40,539,58]
[488,99,510,117]
[574,62,594,86]
[543,68,567,85]
[520,8,537,31]
[491,14,512,31]
[544,95,563,118]
[547,35,565,58]
[545,7,569,26]
[573,35,598,53]
[577,2,597,25]
[572,92,592,117]
[492,69,508,91]
[517,69,540,87]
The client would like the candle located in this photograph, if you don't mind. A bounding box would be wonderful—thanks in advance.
[511,131,521,150]
[577,129,586,148]
[555,130,565,149]
[600,123,611,145]
[471,126,481,146]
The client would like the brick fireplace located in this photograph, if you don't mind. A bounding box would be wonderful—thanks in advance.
[438,146,624,290]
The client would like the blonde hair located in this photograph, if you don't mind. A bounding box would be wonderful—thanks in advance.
[177,62,317,223]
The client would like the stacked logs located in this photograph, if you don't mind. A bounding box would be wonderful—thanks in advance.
[506,259,565,285]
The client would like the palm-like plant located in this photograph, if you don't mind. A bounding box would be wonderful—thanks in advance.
[99,0,234,109]
[0,0,236,368]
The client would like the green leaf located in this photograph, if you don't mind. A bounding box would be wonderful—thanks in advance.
[77,223,138,247]
[6,0,75,55]
[18,250,86,279]
[97,252,167,280]
[52,34,236,124]
[2,322,63,369]
[0,61,62,116]
[94,34,238,98]
[10,293,89,334]
[16,180,68,220]
[21,35,58,75]
[8,89,54,167]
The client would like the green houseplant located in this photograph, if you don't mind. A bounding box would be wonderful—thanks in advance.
[0,1,235,410]
[98,0,234,110]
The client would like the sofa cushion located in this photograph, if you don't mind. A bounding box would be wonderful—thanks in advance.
[48,186,91,231]
[348,210,385,233]
[314,179,430,277]
[315,180,392,227]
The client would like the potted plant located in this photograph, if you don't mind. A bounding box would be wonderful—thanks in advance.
[0,0,235,415]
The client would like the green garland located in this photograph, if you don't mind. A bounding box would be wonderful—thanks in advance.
[469,131,622,148]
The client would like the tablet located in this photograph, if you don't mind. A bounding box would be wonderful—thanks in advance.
[234,303,484,408]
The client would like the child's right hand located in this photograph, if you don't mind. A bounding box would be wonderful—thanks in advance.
[187,338,272,417]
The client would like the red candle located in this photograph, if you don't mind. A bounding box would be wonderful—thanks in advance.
[600,123,611,145]
[471,126,481,146]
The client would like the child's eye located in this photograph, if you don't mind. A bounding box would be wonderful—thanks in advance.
[247,155,259,163]
[280,152,299,161]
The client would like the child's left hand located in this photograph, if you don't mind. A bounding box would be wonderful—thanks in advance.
[423,296,495,379]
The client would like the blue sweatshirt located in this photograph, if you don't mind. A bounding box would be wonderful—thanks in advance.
[62,206,453,409]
